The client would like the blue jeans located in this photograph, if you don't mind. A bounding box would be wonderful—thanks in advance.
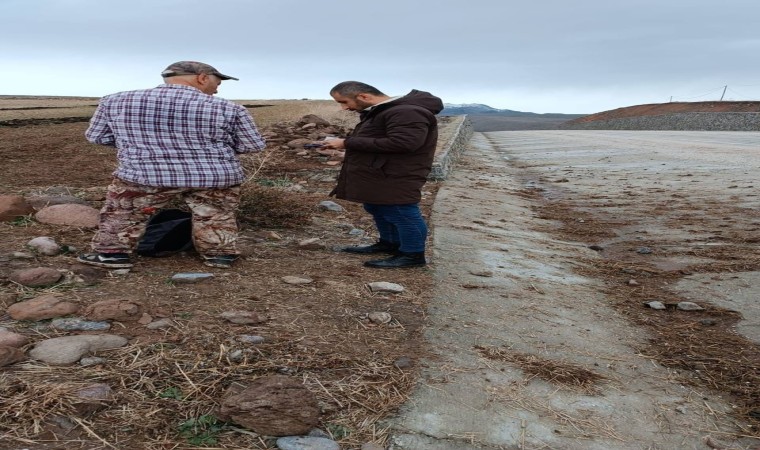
[363,203,427,253]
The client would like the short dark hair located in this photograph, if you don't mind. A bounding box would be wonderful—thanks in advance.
[330,81,385,97]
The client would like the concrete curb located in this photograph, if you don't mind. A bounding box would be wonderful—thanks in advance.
[429,115,474,180]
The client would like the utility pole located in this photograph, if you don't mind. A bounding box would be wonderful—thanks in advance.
[669,96,673,102]
[720,85,727,101]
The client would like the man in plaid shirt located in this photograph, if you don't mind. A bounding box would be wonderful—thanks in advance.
[78,61,266,269]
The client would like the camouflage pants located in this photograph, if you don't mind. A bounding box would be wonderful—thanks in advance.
[92,178,241,257]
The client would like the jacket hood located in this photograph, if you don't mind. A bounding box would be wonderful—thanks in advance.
[387,89,444,115]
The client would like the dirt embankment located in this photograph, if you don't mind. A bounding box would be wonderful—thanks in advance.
[568,101,760,124]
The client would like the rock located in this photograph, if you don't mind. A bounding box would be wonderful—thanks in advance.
[84,299,143,322]
[394,356,413,369]
[645,301,667,310]
[700,318,718,326]
[636,247,653,254]
[677,301,705,311]
[69,264,107,284]
[318,201,344,212]
[308,429,331,439]
[137,313,153,325]
[367,282,404,294]
[7,294,79,320]
[276,436,340,450]
[50,318,111,331]
[298,238,325,250]
[9,267,63,287]
[35,204,100,228]
[297,115,331,127]
[628,279,640,286]
[0,327,29,347]
[282,276,313,285]
[27,236,61,256]
[171,273,215,283]
[325,161,341,166]
[238,335,266,344]
[146,318,173,330]
[111,269,130,276]
[11,251,34,259]
[220,310,264,325]
[368,312,392,324]
[0,195,34,221]
[588,245,604,251]
[218,375,320,436]
[348,228,365,236]
[28,334,128,365]
[0,346,26,366]
[79,357,107,367]
[72,383,113,414]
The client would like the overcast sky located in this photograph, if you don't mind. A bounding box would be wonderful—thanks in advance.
[2,0,759,113]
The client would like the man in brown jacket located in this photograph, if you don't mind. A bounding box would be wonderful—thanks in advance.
[321,81,443,268]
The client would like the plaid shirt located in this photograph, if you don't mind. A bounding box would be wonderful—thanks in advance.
[86,84,266,188]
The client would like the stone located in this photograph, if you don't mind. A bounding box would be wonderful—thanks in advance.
[677,301,705,311]
[0,346,26,366]
[146,318,174,330]
[628,279,640,286]
[69,264,107,284]
[367,282,405,294]
[348,228,365,236]
[318,201,344,212]
[72,383,113,414]
[238,335,266,344]
[298,238,325,250]
[28,334,128,365]
[50,318,111,331]
[368,312,392,324]
[636,247,653,254]
[79,357,107,367]
[0,195,34,222]
[27,236,61,256]
[7,294,79,321]
[276,436,340,450]
[84,299,143,322]
[297,115,331,127]
[0,327,29,347]
[282,276,313,285]
[287,138,314,149]
[35,204,99,228]
[9,267,63,287]
[171,273,215,283]
[218,375,320,436]
[394,356,413,369]
[137,313,153,325]
[220,310,264,325]
[646,301,667,310]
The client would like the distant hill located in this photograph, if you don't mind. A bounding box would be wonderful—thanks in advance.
[441,103,581,119]
[565,101,760,125]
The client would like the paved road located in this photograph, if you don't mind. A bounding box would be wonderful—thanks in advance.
[389,131,760,450]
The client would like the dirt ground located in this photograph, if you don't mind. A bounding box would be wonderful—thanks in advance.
[0,98,450,449]
[3,97,758,449]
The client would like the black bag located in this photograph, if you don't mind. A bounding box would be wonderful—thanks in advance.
[136,209,194,257]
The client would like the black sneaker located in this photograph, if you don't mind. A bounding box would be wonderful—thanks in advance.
[342,241,400,254]
[203,255,237,268]
[364,252,426,269]
[77,253,133,268]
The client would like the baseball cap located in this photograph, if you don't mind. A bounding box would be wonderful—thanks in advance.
[160,61,239,81]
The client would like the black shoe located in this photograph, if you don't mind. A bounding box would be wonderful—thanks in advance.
[342,241,400,254]
[364,252,426,269]
[77,252,134,268]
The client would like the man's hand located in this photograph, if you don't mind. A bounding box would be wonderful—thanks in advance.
[321,138,346,150]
